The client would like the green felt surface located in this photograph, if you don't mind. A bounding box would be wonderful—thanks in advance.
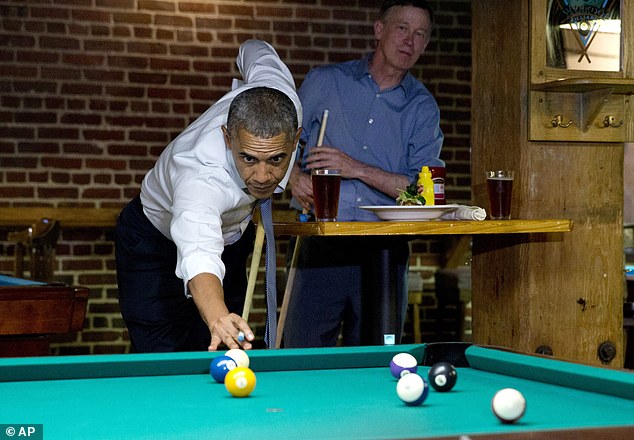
[1,345,634,440]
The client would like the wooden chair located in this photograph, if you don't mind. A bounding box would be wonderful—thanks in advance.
[7,218,60,282]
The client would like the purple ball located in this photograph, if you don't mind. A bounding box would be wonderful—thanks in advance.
[389,352,418,379]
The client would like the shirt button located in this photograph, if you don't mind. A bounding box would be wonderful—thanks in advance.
[368,118,374,124]
[376,94,380,98]
[357,198,362,202]
[362,145,368,150]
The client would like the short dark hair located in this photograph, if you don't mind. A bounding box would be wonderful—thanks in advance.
[226,86,298,142]
[379,0,434,24]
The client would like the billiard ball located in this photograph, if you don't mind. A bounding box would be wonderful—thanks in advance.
[427,361,458,392]
[396,373,429,406]
[491,388,527,423]
[225,348,250,368]
[224,366,257,397]
[210,355,237,383]
[390,352,418,378]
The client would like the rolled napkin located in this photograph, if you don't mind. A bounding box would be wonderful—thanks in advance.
[440,205,487,221]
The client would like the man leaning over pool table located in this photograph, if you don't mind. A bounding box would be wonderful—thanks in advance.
[115,40,302,354]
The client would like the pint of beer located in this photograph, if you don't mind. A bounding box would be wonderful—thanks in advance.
[311,169,341,221]
[486,170,514,220]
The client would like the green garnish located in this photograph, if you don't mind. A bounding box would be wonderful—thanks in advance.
[396,184,426,206]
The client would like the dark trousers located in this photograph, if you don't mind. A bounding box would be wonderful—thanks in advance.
[115,196,255,353]
[284,236,409,348]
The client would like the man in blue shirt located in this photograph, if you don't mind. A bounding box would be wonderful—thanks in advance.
[285,0,443,347]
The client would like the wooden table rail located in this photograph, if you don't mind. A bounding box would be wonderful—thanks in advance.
[271,219,573,236]
[0,207,122,228]
[0,208,573,235]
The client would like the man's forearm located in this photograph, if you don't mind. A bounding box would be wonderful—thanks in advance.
[355,163,411,199]
[188,272,228,328]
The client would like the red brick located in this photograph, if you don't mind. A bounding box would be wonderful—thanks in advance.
[38,127,80,139]
[155,14,192,28]
[15,112,57,124]
[71,173,92,184]
[109,55,149,69]
[107,144,148,156]
[84,39,126,52]
[256,6,294,18]
[51,172,71,184]
[2,34,36,48]
[150,57,190,71]
[128,71,168,84]
[62,53,105,66]
[96,0,134,8]
[0,186,34,197]
[16,51,59,63]
[127,41,167,54]
[218,4,254,17]
[17,141,59,153]
[13,81,57,94]
[170,45,209,57]
[105,85,145,98]
[84,69,125,82]
[179,2,216,14]
[170,74,208,87]
[37,187,80,198]
[41,67,82,80]
[61,113,102,125]
[72,9,111,23]
[138,0,175,12]
[1,65,38,78]
[147,87,187,101]
[196,17,232,30]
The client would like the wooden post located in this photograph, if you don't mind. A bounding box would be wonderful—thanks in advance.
[471,0,626,366]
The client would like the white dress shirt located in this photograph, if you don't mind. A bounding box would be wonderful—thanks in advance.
[140,40,302,291]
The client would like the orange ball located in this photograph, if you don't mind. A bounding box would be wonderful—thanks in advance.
[224,367,256,397]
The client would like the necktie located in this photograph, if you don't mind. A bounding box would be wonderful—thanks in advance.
[259,198,277,348]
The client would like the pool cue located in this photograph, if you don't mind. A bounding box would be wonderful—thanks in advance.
[276,109,329,347]
[316,109,329,146]
[242,213,265,321]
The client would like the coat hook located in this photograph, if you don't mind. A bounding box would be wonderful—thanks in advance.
[603,115,624,128]
[551,115,572,128]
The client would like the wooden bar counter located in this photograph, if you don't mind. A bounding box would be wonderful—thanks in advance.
[272,219,573,236]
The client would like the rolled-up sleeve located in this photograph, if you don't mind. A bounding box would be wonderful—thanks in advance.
[170,170,245,296]
[236,40,302,127]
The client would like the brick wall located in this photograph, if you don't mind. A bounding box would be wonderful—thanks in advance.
[0,0,472,354]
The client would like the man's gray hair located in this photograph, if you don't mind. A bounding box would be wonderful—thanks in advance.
[226,86,298,141]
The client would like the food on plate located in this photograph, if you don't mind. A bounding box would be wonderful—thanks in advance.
[396,184,426,206]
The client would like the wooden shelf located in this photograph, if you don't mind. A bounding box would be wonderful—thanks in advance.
[0,207,122,228]
[273,219,573,236]
[0,207,573,236]
[530,77,634,94]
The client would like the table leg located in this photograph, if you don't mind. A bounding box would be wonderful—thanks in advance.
[363,248,404,345]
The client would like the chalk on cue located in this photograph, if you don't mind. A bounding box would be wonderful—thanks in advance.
[238,331,245,342]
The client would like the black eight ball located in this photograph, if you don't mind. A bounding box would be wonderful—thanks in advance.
[428,361,457,392]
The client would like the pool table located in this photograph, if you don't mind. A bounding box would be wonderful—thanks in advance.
[1,343,633,440]
[0,274,89,357]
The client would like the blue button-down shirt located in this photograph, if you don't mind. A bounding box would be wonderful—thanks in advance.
[295,54,444,221]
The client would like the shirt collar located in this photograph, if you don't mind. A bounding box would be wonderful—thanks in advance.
[356,52,416,98]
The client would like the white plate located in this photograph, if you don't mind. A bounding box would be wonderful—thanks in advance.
[359,204,461,221]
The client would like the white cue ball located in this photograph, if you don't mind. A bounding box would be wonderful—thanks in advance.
[225,348,250,368]
[396,373,428,406]
[491,388,527,423]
